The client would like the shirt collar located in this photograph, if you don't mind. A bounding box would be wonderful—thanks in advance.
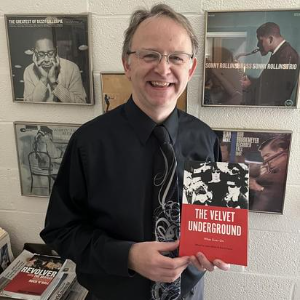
[162,107,179,146]
[124,97,156,145]
[272,40,285,55]
[124,96,179,146]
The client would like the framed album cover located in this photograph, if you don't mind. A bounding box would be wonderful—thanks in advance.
[203,10,300,108]
[14,122,80,197]
[101,72,187,112]
[5,14,93,105]
[214,129,292,214]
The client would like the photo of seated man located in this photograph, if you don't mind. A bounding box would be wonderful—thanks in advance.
[24,29,87,103]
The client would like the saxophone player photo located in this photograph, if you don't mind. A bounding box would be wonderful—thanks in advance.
[203,10,300,108]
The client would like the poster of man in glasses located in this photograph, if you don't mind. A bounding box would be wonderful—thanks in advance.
[214,129,292,214]
[5,15,92,104]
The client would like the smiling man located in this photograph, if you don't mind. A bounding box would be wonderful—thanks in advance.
[41,4,229,300]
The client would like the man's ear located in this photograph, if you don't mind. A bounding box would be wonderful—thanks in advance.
[269,36,273,44]
[122,57,131,81]
[188,57,197,81]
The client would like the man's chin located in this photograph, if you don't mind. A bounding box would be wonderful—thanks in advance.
[260,51,268,56]
[41,65,52,71]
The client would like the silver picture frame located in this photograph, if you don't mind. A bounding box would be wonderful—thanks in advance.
[14,121,80,197]
[203,10,300,108]
[5,14,93,105]
[213,128,292,214]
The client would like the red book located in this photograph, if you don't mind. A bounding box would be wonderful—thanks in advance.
[2,254,65,300]
[179,161,249,266]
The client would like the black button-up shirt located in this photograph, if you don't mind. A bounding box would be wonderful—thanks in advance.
[41,97,220,300]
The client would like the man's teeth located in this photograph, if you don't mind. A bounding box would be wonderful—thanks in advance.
[151,81,170,87]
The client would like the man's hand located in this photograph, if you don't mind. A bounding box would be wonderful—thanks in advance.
[240,75,252,90]
[249,177,264,192]
[128,240,189,283]
[48,56,60,86]
[33,54,48,86]
[190,252,230,272]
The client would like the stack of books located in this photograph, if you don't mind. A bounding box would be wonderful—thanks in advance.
[0,250,88,300]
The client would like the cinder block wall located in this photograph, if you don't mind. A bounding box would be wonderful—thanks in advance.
[0,1,299,299]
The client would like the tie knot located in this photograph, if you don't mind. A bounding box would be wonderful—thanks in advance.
[153,125,171,145]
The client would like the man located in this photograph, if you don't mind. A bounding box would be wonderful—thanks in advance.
[249,136,289,213]
[40,4,229,300]
[23,30,87,103]
[241,22,299,106]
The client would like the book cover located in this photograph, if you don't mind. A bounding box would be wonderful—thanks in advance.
[0,228,14,274]
[179,161,249,266]
[2,254,65,300]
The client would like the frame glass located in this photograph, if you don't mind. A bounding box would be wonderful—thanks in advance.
[203,10,300,108]
[214,129,292,214]
[101,72,187,112]
[5,14,93,105]
[14,122,80,197]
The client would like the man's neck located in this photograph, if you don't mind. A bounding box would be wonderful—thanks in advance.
[271,38,285,54]
[132,97,176,124]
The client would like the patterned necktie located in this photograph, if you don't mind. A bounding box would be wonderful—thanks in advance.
[151,125,181,300]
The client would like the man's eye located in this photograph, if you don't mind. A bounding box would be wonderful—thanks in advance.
[142,53,159,60]
[170,55,184,62]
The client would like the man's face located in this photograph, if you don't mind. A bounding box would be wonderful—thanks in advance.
[256,35,272,56]
[123,16,197,116]
[260,144,285,169]
[192,177,208,194]
[34,38,56,69]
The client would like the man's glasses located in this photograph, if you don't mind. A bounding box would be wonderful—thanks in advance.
[127,49,193,66]
[34,49,57,59]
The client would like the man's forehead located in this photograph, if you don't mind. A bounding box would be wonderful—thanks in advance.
[132,16,192,49]
[35,38,54,49]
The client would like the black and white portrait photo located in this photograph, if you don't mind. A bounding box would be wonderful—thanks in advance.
[5,15,92,105]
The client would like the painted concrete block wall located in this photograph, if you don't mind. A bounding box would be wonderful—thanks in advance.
[0,0,299,299]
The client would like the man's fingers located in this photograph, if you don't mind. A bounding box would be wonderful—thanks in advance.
[156,253,190,270]
[213,259,230,271]
[191,252,231,272]
[196,252,215,271]
[156,240,179,252]
[189,255,206,272]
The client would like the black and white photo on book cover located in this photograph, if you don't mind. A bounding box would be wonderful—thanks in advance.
[183,161,249,209]
[203,10,300,108]
[214,129,292,214]
[5,14,92,104]
[14,122,80,197]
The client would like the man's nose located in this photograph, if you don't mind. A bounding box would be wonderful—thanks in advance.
[155,56,171,75]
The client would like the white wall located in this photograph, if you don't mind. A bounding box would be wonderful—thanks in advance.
[0,0,299,299]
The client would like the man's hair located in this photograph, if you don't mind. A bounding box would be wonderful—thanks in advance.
[256,22,282,38]
[33,28,57,48]
[122,4,198,61]
[259,136,290,152]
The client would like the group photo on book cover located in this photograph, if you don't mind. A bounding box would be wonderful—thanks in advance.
[179,161,249,266]
[214,129,291,214]
[5,14,92,104]
[203,10,300,107]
